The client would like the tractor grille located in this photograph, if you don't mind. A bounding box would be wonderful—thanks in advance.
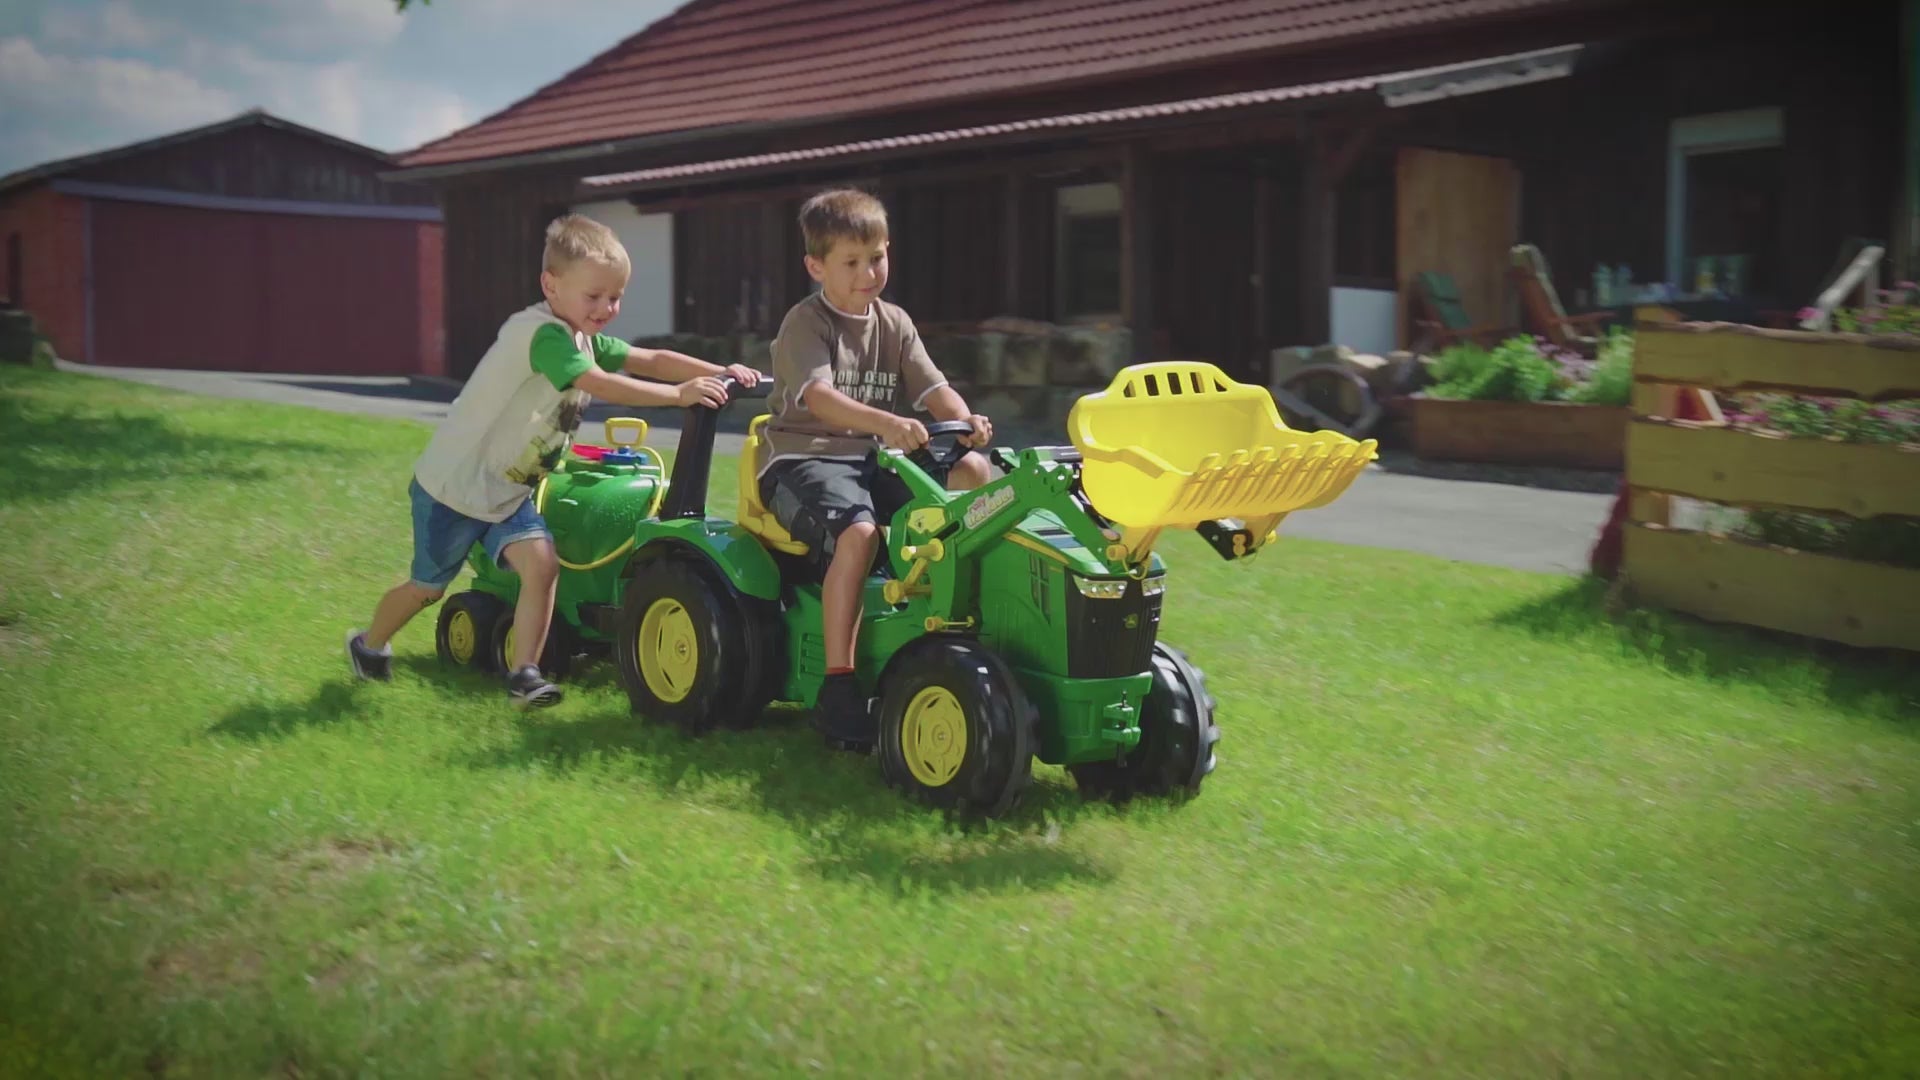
[1064,576,1162,678]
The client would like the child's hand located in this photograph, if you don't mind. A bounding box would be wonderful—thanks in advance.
[677,376,729,408]
[962,413,994,447]
[881,415,929,452]
[723,364,762,388]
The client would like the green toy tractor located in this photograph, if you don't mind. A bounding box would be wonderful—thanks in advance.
[437,361,1377,817]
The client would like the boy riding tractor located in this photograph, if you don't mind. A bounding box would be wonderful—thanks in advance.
[437,361,1377,818]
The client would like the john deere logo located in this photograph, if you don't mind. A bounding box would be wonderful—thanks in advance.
[1124,614,1140,629]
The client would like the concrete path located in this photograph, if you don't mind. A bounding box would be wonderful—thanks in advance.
[54,361,1615,575]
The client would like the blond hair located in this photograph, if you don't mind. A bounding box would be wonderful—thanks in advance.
[543,213,629,276]
[798,188,888,260]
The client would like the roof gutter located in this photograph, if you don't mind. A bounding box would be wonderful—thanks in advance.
[573,45,1584,199]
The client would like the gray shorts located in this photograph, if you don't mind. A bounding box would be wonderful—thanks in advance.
[759,456,914,577]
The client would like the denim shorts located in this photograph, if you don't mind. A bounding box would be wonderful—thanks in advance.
[407,476,551,590]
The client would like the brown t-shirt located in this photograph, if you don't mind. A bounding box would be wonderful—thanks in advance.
[758,292,947,474]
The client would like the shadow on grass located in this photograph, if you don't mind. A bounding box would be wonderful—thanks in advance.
[460,699,1124,897]
[1492,576,1920,724]
[208,681,371,739]
[0,392,337,505]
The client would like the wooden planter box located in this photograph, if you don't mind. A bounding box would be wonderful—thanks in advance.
[1401,397,1629,470]
[1623,322,1920,653]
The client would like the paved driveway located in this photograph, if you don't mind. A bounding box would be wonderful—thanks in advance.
[56,362,1615,575]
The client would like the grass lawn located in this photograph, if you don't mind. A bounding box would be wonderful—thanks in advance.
[3,365,1917,1078]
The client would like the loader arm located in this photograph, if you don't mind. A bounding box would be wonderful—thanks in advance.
[877,445,1133,632]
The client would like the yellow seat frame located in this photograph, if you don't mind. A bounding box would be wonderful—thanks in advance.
[737,414,810,556]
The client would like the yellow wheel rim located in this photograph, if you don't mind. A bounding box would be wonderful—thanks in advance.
[501,622,517,666]
[902,686,967,787]
[637,598,698,704]
[447,610,477,665]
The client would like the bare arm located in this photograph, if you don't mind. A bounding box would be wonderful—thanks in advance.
[802,381,927,450]
[922,384,994,447]
[626,347,764,388]
[572,366,727,409]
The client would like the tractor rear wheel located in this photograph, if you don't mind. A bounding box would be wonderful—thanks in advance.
[616,556,768,734]
[877,639,1034,818]
[436,591,507,672]
[1070,642,1220,801]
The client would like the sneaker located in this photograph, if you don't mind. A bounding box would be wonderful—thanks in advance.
[812,673,874,752]
[346,630,392,682]
[506,665,563,710]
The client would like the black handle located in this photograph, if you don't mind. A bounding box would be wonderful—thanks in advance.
[661,371,771,520]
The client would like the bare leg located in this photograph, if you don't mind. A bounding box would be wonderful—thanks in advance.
[948,450,991,492]
[500,536,559,671]
[822,520,879,670]
[365,582,445,651]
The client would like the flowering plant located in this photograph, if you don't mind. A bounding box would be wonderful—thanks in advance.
[1423,329,1631,406]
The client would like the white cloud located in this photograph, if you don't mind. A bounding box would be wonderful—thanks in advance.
[40,1,164,51]
[0,35,235,136]
[256,0,403,53]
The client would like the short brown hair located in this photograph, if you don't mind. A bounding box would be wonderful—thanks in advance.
[798,188,888,260]
[543,213,629,276]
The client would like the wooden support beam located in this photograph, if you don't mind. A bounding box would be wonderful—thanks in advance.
[1252,158,1272,379]
[1323,119,1379,185]
[1122,142,1156,361]
[1299,130,1335,347]
[1002,172,1024,316]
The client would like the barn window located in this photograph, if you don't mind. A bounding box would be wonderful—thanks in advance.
[4,233,19,305]
[1054,182,1122,321]
[1666,108,1784,300]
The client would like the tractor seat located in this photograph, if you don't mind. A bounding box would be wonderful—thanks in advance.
[738,415,809,556]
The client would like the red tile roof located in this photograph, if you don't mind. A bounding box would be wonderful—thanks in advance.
[398,0,1591,172]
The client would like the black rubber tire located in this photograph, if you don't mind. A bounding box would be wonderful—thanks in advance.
[1070,642,1220,802]
[488,608,574,680]
[616,556,758,734]
[436,591,508,672]
[720,587,786,729]
[876,638,1035,819]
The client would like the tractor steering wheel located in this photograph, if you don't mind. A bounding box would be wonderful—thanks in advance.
[907,420,979,479]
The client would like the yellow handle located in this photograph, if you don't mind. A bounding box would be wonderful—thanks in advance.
[603,417,650,447]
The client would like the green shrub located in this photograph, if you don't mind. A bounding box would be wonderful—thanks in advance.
[1564,328,1633,406]
[1425,335,1560,403]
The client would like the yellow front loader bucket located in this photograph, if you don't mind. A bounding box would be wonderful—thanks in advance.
[1067,361,1378,561]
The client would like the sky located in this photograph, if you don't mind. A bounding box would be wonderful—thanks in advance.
[0,0,683,178]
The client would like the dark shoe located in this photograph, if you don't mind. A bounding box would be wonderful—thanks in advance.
[812,673,874,752]
[507,665,563,709]
[346,630,392,682]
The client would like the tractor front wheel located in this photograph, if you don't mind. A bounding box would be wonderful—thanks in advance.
[616,557,757,734]
[436,591,507,672]
[877,639,1034,818]
[1070,642,1220,802]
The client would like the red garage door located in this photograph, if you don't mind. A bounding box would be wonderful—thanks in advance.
[89,197,441,375]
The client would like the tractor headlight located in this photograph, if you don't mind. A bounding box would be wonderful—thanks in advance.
[1071,574,1167,599]
[1072,575,1129,600]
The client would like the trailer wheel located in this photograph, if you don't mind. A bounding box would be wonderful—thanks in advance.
[436,591,507,672]
[488,608,575,680]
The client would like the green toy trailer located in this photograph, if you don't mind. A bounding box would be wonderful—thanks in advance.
[439,361,1378,818]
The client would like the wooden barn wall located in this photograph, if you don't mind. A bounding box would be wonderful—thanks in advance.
[1396,9,1903,313]
[671,176,1029,337]
[440,172,579,379]
[69,125,435,206]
